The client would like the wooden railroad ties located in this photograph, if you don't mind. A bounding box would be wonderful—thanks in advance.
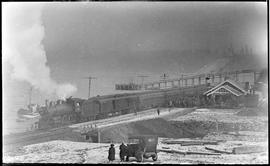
[161,139,222,146]
[232,145,267,154]
[205,147,233,154]
[158,148,222,156]
[159,139,225,156]
[160,139,267,155]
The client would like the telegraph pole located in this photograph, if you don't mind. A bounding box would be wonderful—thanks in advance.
[83,76,97,99]
[160,73,169,80]
[160,73,169,88]
[137,75,149,90]
[29,86,33,106]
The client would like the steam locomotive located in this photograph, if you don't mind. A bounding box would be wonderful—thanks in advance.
[37,85,210,129]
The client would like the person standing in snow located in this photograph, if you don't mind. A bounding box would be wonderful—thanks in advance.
[108,144,115,162]
[119,142,127,162]
[157,108,160,115]
[168,100,172,112]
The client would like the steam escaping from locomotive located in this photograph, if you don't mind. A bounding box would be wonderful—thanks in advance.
[3,3,77,99]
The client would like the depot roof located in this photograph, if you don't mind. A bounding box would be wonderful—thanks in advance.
[203,79,247,96]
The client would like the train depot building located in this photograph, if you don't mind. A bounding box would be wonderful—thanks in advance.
[203,79,257,108]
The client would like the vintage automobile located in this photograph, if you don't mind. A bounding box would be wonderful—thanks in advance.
[126,135,158,162]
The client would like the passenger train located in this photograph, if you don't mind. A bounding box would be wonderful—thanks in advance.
[37,85,210,129]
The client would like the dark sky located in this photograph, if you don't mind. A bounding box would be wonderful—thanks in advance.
[43,2,266,54]
[41,2,267,78]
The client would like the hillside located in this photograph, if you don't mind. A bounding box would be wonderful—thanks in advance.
[195,51,267,74]
[94,48,266,75]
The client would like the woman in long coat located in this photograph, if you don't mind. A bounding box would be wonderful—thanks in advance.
[108,144,115,162]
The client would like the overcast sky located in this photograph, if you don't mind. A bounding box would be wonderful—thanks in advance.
[42,2,267,54]
[3,2,267,110]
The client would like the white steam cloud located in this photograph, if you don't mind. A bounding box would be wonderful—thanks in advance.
[3,3,77,99]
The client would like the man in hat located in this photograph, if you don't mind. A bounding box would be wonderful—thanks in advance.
[108,144,115,162]
[119,142,127,162]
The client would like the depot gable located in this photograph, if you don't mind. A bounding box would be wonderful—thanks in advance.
[204,79,247,96]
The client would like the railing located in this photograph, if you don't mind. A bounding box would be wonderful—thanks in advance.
[144,69,263,90]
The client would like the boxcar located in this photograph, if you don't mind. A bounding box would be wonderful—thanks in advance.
[114,95,139,115]
[81,99,100,121]
[95,95,140,119]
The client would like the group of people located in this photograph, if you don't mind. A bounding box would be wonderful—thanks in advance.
[108,142,128,162]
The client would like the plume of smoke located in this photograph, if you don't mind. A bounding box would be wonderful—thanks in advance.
[3,3,77,99]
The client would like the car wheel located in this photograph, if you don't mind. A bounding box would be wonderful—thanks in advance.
[135,151,143,162]
[152,153,158,161]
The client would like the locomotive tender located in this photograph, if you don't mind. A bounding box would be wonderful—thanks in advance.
[38,85,210,129]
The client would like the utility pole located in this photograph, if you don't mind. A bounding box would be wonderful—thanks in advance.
[180,73,189,87]
[29,86,33,106]
[83,76,97,99]
[160,73,169,88]
[160,73,169,81]
[137,75,149,90]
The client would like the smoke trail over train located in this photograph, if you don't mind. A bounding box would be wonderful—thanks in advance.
[3,3,77,99]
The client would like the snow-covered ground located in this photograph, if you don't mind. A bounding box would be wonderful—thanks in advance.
[172,108,268,124]
[4,136,268,164]
[3,108,268,164]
